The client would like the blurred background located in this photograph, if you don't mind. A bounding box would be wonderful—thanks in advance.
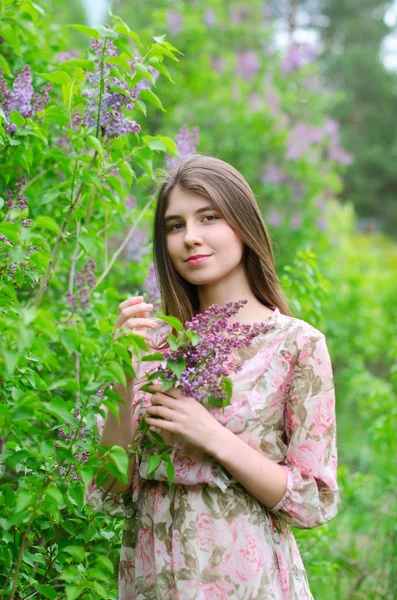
[2,0,396,598]
[55,0,397,597]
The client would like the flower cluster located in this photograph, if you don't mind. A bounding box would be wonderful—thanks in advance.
[166,124,200,169]
[281,43,318,73]
[144,263,161,308]
[4,176,29,214]
[66,259,96,312]
[75,37,141,138]
[155,300,276,403]
[54,409,92,482]
[0,65,51,133]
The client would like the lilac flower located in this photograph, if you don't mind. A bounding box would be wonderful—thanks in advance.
[67,259,96,312]
[125,194,137,210]
[266,207,283,227]
[126,229,150,261]
[167,10,183,34]
[281,43,318,73]
[166,124,200,169]
[56,50,80,62]
[75,38,141,139]
[144,263,161,307]
[290,211,303,230]
[0,66,52,133]
[204,9,217,28]
[211,57,227,74]
[153,300,277,404]
[261,164,286,184]
[235,51,259,81]
[286,121,326,160]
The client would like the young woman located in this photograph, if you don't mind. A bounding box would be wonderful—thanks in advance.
[86,154,339,599]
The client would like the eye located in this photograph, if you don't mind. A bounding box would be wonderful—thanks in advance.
[166,215,220,232]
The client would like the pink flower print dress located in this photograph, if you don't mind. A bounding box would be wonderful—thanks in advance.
[85,307,340,599]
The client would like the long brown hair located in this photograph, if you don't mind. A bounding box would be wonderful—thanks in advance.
[152,153,292,327]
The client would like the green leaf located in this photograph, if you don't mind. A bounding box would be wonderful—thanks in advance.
[96,555,114,574]
[87,135,104,160]
[102,360,127,388]
[185,329,200,346]
[161,453,175,487]
[134,100,147,117]
[45,485,64,505]
[8,110,25,127]
[32,216,62,234]
[134,62,156,86]
[207,395,224,407]
[62,59,95,72]
[114,23,141,46]
[158,315,183,331]
[147,454,162,475]
[139,88,165,112]
[108,445,128,477]
[36,584,57,600]
[148,57,175,83]
[119,160,135,186]
[69,24,100,40]
[167,356,186,379]
[141,352,163,362]
[63,546,86,562]
[222,376,233,402]
[37,70,71,85]
[15,491,34,513]
[0,54,11,77]
[45,396,74,423]
[148,430,165,449]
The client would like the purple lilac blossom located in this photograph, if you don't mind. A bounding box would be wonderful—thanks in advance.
[167,10,183,34]
[66,259,96,311]
[266,207,283,227]
[281,43,318,73]
[204,9,217,27]
[235,51,259,81]
[290,211,303,230]
[126,229,150,261]
[211,57,227,74]
[261,164,286,184]
[166,124,200,169]
[56,50,80,62]
[125,194,137,210]
[75,38,140,138]
[155,300,277,403]
[0,66,52,133]
[144,263,161,307]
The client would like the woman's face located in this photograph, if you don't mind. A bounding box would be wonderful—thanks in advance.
[164,185,245,287]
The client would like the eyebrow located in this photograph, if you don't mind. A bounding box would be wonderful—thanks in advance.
[164,205,217,223]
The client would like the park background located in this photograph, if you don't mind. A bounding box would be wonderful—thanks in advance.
[0,0,396,598]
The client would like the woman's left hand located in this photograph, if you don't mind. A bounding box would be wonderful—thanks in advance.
[144,383,225,456]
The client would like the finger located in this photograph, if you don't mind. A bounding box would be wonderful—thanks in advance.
[145,404,175,421]
[149,384,179,400]
[144,416,174,432]
[118,296,144,312]
[119,301,154,318]
[151,393,179,409]
[115,316,158,330]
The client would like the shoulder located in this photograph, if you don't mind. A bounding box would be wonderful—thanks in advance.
[275,312,327,357]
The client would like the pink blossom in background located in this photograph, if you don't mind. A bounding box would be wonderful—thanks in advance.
[248,93,262,112]
[145,263,161,307]
[261,163,286,184]
[290,211,303,230]
[204,9,217,27]
[328,138,354,165]
[125,194,137,210]
[56,50,80,62]
[281,43,319,73]
[126,229,150,261]
[301,74,322,92]
[235,50,259,81]
[211,57,227,73]
[265,88,280,113]
[167,10,183,34]
[266,207,283,227]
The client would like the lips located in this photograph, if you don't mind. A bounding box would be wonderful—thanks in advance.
[185,254,211,263]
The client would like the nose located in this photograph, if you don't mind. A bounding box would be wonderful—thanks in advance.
[183,222,203,246]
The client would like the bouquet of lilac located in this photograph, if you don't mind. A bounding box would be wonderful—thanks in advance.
[100,299,276,495]
[141,299,276,409]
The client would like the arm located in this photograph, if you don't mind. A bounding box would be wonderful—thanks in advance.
[209,333,339,528]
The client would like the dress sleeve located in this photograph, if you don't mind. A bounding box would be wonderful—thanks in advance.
[269,333,340,529]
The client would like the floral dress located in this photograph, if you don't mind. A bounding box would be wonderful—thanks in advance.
[85,307,340,600]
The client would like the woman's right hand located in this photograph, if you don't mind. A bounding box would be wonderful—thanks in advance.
[114,296,159,378]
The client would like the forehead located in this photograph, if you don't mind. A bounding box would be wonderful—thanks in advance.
[165,185,214,215]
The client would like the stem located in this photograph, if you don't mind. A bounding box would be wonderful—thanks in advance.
[95,41,106,138]
[92,195,155,292]
[32,152,98,308]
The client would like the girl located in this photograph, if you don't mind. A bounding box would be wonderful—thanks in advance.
[86,154,339,599]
